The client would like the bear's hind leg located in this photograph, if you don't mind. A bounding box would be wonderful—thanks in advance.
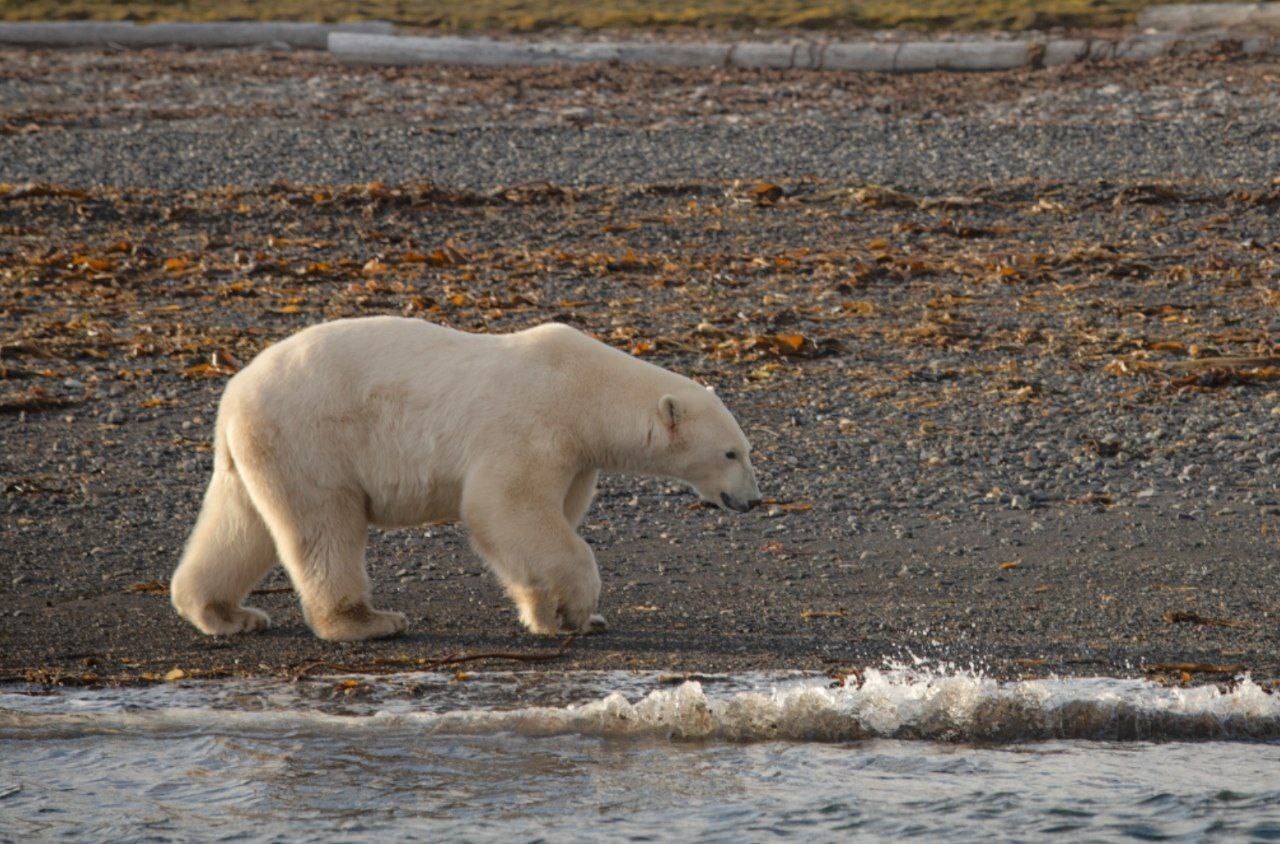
[171,466,276,636]
[273,512,407,642]
[236,473,406,642]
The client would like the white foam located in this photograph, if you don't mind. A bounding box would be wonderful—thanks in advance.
[2,669,1277,743]
[410,669,1280,742]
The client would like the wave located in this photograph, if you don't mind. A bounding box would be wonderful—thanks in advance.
[2,668,1277,744]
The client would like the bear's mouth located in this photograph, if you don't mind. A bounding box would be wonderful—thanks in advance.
[720,492,761,513]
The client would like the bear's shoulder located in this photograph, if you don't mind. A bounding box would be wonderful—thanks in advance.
[510,322,604,360]
[517,322,585,345]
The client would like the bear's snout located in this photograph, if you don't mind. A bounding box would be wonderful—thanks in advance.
[720,492,762,513]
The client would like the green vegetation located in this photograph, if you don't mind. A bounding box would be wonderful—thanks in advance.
[0,0,1238,33]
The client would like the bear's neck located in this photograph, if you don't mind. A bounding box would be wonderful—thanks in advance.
[570,361,684,478]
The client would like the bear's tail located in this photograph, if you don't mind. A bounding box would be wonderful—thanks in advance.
[170,428,277,635]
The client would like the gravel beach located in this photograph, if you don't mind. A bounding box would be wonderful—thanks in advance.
[2,47,1279,686]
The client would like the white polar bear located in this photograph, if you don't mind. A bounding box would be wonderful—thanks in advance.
[170,316,761,641]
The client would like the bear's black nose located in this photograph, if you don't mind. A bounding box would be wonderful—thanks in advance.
[721,493,761,513]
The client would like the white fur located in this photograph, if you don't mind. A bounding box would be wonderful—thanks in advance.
[171,317,760,641]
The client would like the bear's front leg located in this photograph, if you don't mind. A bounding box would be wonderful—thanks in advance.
[503,558,605,635]
[501,535,602,635]
[463,477,604,636]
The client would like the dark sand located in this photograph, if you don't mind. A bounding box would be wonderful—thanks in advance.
[2,48,1278,686]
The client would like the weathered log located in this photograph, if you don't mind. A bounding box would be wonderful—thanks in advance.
[0,21,393,50]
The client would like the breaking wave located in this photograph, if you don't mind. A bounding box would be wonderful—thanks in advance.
[3,667,1278,744]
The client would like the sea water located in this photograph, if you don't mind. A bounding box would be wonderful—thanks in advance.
[2,668,1278,841]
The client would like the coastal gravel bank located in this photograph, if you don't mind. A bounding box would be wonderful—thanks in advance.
[2,48,1278,685]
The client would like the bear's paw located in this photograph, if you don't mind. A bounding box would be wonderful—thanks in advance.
[195,603,271,636]
[312,604,408,642]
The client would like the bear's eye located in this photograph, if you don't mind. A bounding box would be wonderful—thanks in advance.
[725,450,738,460]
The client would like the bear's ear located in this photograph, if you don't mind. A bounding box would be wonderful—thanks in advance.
[659,394,682,430]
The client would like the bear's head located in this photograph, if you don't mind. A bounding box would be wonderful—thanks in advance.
[655,388,761,513]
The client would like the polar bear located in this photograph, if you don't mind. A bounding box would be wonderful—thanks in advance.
[170,316,761,641]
